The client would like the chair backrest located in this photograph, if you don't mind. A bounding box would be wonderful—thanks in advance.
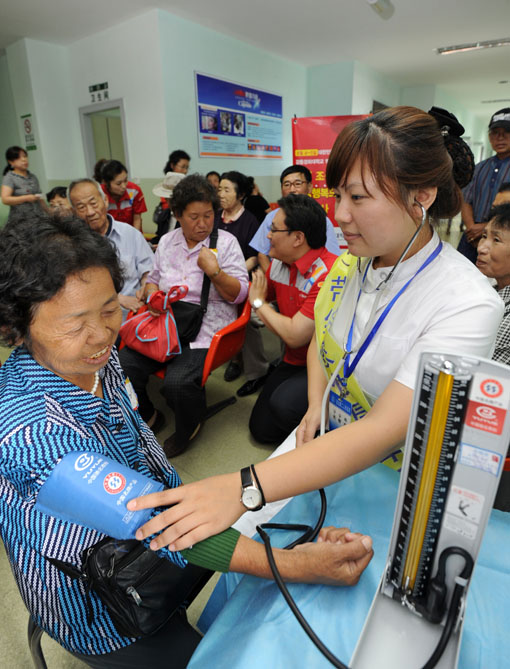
[201,297,251,386]
[150,297,252,387]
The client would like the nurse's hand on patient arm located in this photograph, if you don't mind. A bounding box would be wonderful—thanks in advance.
[230,527,373,586]
[296,404,322,447]
[129,471,244,551]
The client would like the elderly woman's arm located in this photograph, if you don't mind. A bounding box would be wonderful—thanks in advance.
[198,246,245,303]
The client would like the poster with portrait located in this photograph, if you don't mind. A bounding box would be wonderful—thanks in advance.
[196,72,282,159]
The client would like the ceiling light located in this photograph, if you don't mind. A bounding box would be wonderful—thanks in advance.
[436,37,510,55]
[367,0,395,21]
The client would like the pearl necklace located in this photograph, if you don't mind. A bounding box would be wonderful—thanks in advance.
[90,371,100,395]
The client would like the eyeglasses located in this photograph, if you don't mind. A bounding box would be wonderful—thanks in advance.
[269,226,290,234]
[282,180,306,188]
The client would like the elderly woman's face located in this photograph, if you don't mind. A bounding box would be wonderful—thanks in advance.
[477,221,510,288]
[218,179,240,212]
[26,267,122,391]
[178,201,215,248]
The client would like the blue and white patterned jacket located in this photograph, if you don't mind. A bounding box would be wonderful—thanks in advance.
[0,346,183,655]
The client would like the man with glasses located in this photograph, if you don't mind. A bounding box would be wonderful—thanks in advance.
[249,165,341,272]
[458,108,510,263]
[246,194,337,444]
[234,165,342,398]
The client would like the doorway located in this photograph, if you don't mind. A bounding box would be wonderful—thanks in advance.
[79,99,129,177]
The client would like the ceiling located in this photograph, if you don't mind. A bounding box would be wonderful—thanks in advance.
[1,0,510,119]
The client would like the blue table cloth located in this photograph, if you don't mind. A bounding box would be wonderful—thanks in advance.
[190,464,510,668]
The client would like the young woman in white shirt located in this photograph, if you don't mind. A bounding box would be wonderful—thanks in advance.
[129,106,504,552]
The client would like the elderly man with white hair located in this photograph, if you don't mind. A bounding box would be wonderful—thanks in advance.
[69,178,154,317]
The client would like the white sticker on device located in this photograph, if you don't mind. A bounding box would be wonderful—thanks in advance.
[444,485,484,540]
[459,443,502,477]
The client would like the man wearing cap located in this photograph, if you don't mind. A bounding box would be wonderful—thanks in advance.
[458,108,510,263]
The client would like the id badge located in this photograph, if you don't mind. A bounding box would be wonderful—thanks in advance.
[125,378,139,410]
[329,389,353,430]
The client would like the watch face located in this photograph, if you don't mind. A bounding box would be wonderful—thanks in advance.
[242,486,262,509]
[253,298,263,309]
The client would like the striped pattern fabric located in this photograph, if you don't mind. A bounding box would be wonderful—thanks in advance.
[463,155,510,222]
[0,346,184,656]
[493,284,510,365]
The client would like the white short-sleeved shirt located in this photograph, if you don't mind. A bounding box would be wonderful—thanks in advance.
[330,231,504,403]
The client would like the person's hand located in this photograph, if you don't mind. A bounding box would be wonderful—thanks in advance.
[128,472,244,551]
[118,294,144,313]
[249,268,268,304]
[466,224,486,244]
[296,404,322,447]
[29,193,40,203]
[197,247,220,277]
[291,528,373,586]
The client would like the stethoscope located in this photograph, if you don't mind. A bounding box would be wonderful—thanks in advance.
[319,201,430,435]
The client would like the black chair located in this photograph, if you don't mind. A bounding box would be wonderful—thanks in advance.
[28,617,47,669]
[26,565,212,668]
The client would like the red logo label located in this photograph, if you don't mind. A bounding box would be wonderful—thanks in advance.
[479,378,503,399]
[465,400,505,435]
[103,472,126,495]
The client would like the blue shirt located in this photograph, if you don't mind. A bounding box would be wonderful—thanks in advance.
[463,155,510,222]
[0,347,184,655]
[249,207,343,256]
[106,216,154,318]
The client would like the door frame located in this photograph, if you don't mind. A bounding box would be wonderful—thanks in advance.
[78,99,130,177]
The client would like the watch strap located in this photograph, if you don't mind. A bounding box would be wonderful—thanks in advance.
[250,464,266,506]
[240,466,253,489]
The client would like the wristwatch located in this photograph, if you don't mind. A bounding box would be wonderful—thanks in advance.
[240,466,263,511]
[251,298,264,311]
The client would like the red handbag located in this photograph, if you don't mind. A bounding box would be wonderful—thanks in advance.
[119,287,188,362]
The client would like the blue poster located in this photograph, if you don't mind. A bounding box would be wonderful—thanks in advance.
[195,72,282,159]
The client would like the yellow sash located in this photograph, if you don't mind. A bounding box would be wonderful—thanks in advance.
[314,252,403,471]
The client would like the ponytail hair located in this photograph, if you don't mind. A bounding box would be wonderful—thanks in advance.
[3,146,26,176]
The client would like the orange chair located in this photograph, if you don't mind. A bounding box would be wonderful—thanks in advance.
[151,297,252,419]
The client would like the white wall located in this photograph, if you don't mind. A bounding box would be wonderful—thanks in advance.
[5,39,47,191]
[67,9,167,180]
[400,84,436,112]
[306,61,355,117]
[25,39,84,181]
[157,9,307,200]
[352,60,400,114]
[0,53,20,151]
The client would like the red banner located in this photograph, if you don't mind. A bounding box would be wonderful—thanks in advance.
[292,115,368,239]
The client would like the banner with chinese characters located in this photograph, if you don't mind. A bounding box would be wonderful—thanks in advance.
[196,72,282,159]
[292,115,368,234]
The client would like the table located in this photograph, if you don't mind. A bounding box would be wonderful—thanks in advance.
[189,462,510,668]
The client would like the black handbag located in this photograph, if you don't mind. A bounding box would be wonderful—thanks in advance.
[49,537,212,638]
[171,228,218,345]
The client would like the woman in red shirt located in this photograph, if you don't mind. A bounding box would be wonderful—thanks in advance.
[100,160,147,232]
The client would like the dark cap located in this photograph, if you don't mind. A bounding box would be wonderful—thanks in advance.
[489,108,510,131]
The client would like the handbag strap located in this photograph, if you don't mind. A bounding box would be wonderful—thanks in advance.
[199,228,219,314]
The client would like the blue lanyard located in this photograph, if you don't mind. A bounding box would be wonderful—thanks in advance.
[343,241,442,380]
